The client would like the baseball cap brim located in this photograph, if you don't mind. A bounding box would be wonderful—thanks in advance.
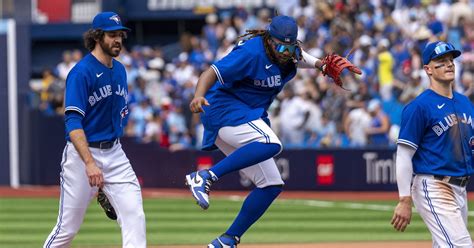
[430,50,461,62]
[101,26,131,32]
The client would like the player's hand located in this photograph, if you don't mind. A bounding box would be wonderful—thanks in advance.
[85,162,104,188]
[189,96,210,113]
[391,196,412,232]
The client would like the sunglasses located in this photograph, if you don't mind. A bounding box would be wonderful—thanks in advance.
[271,38,298,54]
[433,43,455,56]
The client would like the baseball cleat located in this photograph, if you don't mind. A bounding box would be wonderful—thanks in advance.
[208,234,240,248]
[185,169,217,210]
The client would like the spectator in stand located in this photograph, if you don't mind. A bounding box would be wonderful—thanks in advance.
[71,49,83,64]
[366,99,390,147]
[56,50,76,81]
[166,104,188,146]
[37,68,59,115]
[203,13,220,55]
[129,98,154,140]
[461,71,474,101]
[307,112,336,148]
[143,111,163,144]
[344,102,371,147]
[279,87,311,147]
[377,38,395,101]
[346,82,371,110]
[399,70,425,104]
[39,68,55,105]
[37,2,474,150]
[215,38,234,61]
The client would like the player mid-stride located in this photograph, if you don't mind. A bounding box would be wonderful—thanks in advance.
[185,15,361,247]
[44,12,146,248]
[391,41,473,247]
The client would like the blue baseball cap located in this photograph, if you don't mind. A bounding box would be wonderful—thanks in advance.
[268,15,298,44]
[92,12,130,31]
[422,41,461,65]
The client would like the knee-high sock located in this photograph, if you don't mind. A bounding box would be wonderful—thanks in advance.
[226,185,283,238]
[210,142,280,179]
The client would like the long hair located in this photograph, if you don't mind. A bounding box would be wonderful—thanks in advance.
[83,29,105,52]
[238,30,277,63]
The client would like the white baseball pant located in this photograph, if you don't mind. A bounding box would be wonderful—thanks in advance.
[44,142,146,248]
[215,118,284,187]
[412,175,472,248]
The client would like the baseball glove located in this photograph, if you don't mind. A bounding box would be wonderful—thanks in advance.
[97,189,117,220]
[321,53,362,89]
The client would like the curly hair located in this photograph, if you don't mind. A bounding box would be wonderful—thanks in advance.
[237,29,302,65]
[83,29,105,52]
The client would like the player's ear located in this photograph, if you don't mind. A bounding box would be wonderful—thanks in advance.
[423,65,432,76]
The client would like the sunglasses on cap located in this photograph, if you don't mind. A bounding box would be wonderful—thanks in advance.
[270,38,298,54]
[433,43,456,56]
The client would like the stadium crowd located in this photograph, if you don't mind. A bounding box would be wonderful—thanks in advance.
[30,0,474,150]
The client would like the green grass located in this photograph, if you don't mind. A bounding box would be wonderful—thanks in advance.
[0,197,470,247]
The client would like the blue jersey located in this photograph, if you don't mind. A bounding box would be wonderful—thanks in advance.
[398,89,474,177]
[201,36,297,150]
[64,54,129,142]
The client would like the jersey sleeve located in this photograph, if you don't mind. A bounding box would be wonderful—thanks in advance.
[210,45,253,87]
[397,102,425,150]
[64,69,89,116]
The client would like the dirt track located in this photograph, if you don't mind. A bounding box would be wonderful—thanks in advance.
[0,186,400,199]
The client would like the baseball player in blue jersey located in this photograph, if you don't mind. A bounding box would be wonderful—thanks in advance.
[391,41,474,247]
[44,12,146,247]
[185,15,360,247]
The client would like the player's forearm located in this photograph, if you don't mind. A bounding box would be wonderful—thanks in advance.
[194,67,217,98]
[69,129,95,166]
[396,144,416,197]
[299,49,323,69]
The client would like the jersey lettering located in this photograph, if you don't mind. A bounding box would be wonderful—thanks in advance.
[88,84,128,107]
[253,75,281,88]
[115,84,128,103]
[432,113,474,136]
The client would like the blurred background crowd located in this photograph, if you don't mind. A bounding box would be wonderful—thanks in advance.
[29,0,474,150]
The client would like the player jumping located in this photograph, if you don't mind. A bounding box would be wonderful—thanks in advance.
[185,15,361,247]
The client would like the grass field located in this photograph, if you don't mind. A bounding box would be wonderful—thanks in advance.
[0,196,471,247]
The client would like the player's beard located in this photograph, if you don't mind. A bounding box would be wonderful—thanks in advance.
[274,52,293,64]
[99,40,122,57]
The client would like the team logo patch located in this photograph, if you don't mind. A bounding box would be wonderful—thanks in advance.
[120,106,129,118]
[109,15,121,24]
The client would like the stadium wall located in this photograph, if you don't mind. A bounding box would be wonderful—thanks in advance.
[17,110,474,191]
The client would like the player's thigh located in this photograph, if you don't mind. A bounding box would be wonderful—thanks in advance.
[240,158,284,187]
[412,175,472,247]
[101,144,139,183]
[62,143,98,208]
[217,119,282,149]
[102,179,144,216]
[215,137,284,188]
